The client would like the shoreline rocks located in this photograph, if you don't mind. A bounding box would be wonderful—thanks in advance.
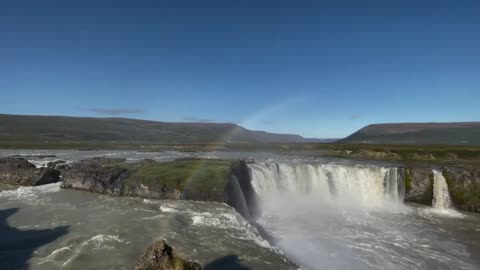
[0,157,60,186]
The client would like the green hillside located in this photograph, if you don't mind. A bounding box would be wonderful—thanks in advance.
[0,114,318,148]
[341,122,480,145]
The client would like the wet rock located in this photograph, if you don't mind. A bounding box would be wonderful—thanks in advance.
[0,157,60,186]
[134,240,201,270]
[443,167,480,213]
[403,166,434,205]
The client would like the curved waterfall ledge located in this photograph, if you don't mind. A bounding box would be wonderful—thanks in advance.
[1,157,479,215]
[248,162,405,208]
[245,161,480,214]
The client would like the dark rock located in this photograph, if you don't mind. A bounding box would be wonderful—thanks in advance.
[124,183,181,200]
[443,167,480,213]
[47,160,68,170]
[61,158,128,196]
[134,240,201,270]
[0,158,60,186]
[403,166,434,205]
[225,160,259,219]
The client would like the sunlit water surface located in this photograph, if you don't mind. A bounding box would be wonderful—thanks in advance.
[1,150,480,270]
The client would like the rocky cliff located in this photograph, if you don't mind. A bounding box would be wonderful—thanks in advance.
[0,157,60,186]
[403,166,434,205]
[403,165,480,213]
[443,167,480,212]
[60,158,257,218]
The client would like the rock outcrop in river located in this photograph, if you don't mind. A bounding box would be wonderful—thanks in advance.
[134,240,201,270]
[0,157,60,186]
[60,158,257,217]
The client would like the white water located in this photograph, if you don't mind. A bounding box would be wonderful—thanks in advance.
[248,162,478,270]
[249,162,404,208]
[432,170,453,210]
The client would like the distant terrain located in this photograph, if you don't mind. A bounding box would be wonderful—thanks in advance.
[0,114,332,148]
[340,122,480,145]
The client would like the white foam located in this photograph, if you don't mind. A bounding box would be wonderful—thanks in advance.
[160,205,179,213]
[37,246,73,264]
[0,182,61,203]
[139,214,164,220]
[189,209,273,249]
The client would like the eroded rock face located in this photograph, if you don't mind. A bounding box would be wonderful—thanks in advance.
[60,158,128,196]
[443,167,480,213]
[123,183,181,200]
[134,240,201,270]
[0,158,60,186]
[404,166,434,205]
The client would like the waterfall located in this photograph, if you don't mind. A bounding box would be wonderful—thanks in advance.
[248,162,404,208]
[432,170,453,210]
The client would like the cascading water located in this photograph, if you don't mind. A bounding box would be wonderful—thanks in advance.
[432,170,453,210]
[249,162,405,208]
[246,162,476,270]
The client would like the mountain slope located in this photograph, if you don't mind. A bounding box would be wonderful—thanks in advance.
[341,122,480,145]
[0,114,318,145]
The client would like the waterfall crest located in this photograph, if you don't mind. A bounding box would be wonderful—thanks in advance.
[432,170,453,210]
[248,162,404,208]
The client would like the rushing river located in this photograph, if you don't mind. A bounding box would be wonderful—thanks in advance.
[1,150,480,270]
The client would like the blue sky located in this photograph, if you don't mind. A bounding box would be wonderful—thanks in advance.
[1,1,479,138]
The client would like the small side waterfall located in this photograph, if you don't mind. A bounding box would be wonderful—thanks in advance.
[432,170,453,210]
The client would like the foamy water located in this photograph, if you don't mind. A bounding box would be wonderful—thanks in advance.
[1,150,480,270]
[249,162,480,270]
[0,183,294,270]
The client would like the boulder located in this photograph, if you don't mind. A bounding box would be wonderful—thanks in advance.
[134,240,201,270]
[0,157,60,186]
[403,166,434,205]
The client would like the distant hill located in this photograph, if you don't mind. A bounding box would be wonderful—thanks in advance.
[0,114,329,146]
[340,122,480,145]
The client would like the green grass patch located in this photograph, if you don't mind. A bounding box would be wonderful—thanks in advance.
[107,158,241,192]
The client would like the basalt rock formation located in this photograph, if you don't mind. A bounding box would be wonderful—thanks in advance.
[134,240,201,270]
[60,157,130,196]
[443,166,480,212]
[60,158,257,217]
[402,165,480,213]
[403,166,434,205]
[0,157,60,186]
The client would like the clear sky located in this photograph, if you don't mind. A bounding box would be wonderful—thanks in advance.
[1,1,479,138]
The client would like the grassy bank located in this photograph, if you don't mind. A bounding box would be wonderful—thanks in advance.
[108,158,241,193]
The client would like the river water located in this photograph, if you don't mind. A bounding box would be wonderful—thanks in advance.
[1,150,480,270]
